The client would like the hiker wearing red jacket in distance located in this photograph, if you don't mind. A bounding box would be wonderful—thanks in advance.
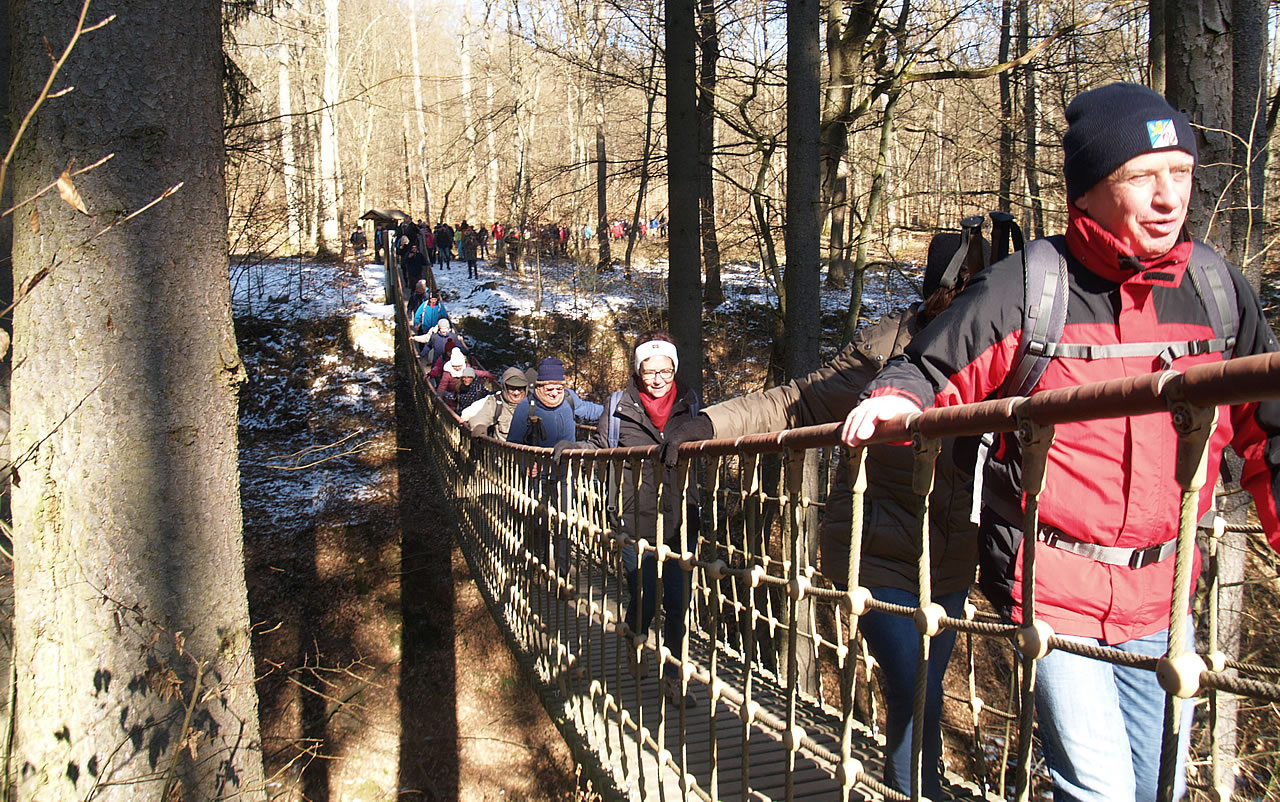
[843,83,1280,802]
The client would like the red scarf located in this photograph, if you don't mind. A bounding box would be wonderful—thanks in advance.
[639,385,678,432]
[1064,206,1192,285]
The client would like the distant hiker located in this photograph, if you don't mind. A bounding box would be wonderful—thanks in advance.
[350,226,367,255]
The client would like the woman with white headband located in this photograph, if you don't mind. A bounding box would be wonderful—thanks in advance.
[583,330,702,706]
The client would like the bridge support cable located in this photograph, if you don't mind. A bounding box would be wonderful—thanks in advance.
[386,255,1280,801]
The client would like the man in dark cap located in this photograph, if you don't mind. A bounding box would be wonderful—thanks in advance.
[840,83,1280,801]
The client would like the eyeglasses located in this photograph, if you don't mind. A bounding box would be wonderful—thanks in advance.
[505,385,527,393]
[640,368,675,380]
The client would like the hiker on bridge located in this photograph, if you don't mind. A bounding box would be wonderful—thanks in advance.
[462,367,529,440]
[658,229,988,796]
[841,82,1280,802]
[561,332,703,706]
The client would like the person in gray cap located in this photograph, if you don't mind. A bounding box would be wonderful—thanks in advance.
[462,367,528,439]
[838,82,1280,801]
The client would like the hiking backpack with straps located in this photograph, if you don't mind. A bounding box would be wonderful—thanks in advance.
[936,213,1241,523]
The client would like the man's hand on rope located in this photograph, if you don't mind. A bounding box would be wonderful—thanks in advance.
[660,415,715,468]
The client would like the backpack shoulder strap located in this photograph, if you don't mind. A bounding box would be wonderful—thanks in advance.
[1186,241,1239,356]
[1001,236,1069,397]
[606,390,624,449]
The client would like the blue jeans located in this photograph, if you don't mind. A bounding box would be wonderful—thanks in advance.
[621,521,696,656]
[858,586,967,800]
[1034,623,1193,802]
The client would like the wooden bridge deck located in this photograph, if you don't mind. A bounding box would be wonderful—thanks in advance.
[525,569,997,802]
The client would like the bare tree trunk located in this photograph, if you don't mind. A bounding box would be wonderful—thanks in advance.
[819,1,876,289]
[317,0,343,253]
[357,98,375,215]
[277,44,303,254]
[698,0,724,307]
[624,36,661,279]
[1020,0,1045,237]
[9,1,265,797]
[460,6,478,222]
[842,87,901,345]
[784,0,822,381]
[666,0,702,393]
[1149,0,1167,92]
[595,117,611,270]
[410,6,432,221]
[998,0,1014,212]
[1164,0,1233,242]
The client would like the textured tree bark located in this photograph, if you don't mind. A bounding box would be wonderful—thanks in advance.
[666,0,702,393]
[783,0,822,382]
[277,44,303,253]
[1164,0,1232,242]
[318,0,343,251]
[8,1,265,798]
[410,5,432,222]
[697,0,723,308]
[997,0,1014,213]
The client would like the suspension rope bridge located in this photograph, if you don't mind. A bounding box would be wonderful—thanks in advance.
[384,243,1280,801]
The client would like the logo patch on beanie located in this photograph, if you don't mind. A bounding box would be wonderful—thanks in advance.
[1147,119,1178,148]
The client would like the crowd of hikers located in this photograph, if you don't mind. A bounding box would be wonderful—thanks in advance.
[367,213,670,269]
[384,81,1280,802]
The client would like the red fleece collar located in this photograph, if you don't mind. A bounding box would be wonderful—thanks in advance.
[1065,206,1192,287]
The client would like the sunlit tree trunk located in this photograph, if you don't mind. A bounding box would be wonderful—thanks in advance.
[277,43,303,254]
[698,0,723,306]
[460,5,478,222]
[1020,0,1045,237]
[9,1,265,797]
[317,0,342,253]
[410,5,432,221]
[666,0,702,393]
[997,0,1014,212]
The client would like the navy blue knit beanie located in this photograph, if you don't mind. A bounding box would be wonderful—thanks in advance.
[1063,82,1197,202]
[537,357,566,383]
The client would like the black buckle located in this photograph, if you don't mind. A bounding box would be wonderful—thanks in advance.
[1128,544,1166,570]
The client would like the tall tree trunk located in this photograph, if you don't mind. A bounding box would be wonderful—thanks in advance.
[819,1,875,289]
[277,44,303,254]
[1149,0,1167,92]
[410,6,431,221]
[1164,0,1233,242]
[317,0,342,253]
[997,0,1015,212]
[460,6,478,222]
[595,116,611,271]
[784,0,822,381]
[1019,0,1045,237]
[698,0,724,307]
[842,87,901,345]
[9,1,265,797]
[624,38,661,280]
[782,0,822,702]
[666,0,702,393]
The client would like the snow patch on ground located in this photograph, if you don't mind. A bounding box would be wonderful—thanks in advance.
[231,258,394,322]
[428,253,921,330]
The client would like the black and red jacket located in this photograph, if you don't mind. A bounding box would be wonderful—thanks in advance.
[863,210,1280,643]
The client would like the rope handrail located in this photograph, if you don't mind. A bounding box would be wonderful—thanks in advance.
[390,250,1280,802]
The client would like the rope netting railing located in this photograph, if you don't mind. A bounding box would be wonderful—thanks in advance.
[385,241,1280,801]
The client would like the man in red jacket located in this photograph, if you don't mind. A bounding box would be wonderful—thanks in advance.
[843,83,1280,801]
